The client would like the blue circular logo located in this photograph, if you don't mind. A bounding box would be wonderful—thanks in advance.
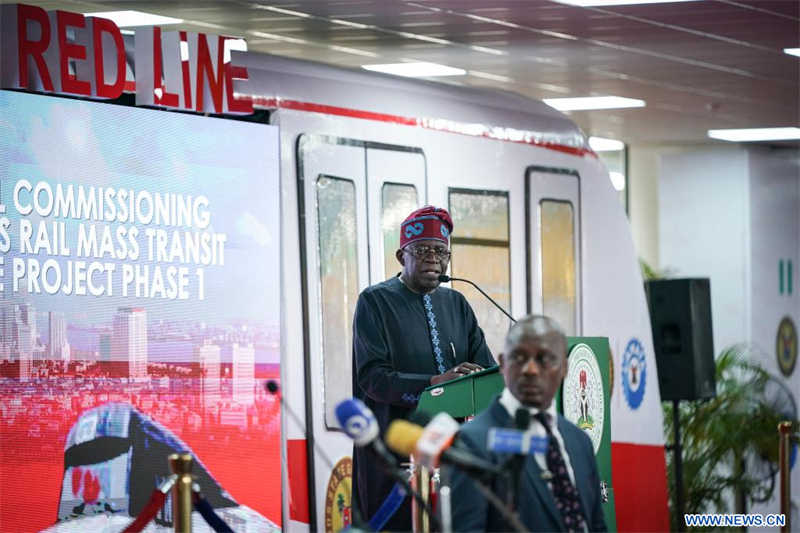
[622,338,647,410]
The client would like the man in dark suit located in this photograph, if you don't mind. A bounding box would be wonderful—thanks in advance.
[449,315,608,532]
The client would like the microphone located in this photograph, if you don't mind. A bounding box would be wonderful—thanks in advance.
[488,431,549,455]
[438,275,515,323]
[487,412,548,456]
[335,399,397,469]
[391,415,528,533]
[265,380,280,395]
[385,416,503,482]
[335,399,442,531]
[503,409,534,512]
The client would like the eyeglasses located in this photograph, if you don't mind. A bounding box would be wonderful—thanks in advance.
[509,351,561,370]
[405,245,451,260]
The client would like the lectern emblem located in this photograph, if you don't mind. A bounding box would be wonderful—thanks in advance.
[563,344,604,455]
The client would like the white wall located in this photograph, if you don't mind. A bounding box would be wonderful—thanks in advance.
[658,148,751,352]
[749,149,800,366]
[628,145,661,269]
[747,148,800,524]
[633,144,800,525]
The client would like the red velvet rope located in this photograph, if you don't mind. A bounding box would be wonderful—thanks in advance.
[121,490,167,533]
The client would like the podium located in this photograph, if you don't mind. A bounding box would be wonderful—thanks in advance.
[417,365,504,418]
[416,336,618,532]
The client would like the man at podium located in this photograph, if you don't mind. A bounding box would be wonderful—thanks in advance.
[449,315,607,532]
[351,205,495,531]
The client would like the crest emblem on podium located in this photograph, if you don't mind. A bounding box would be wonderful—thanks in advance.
[563,343,604,455]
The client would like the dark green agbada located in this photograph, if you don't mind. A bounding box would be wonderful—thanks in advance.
[351,275,494,531]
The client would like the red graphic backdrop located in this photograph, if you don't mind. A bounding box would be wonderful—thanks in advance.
[0,364,281,533]
[0,91,283,532]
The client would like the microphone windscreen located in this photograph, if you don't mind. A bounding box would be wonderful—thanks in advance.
[335,398,379,447]
[437,274,450,283]
[385,420,424,457]
[409,410,433,427]
[514,408,531,431]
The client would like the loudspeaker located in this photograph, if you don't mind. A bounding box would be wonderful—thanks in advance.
[645,278,716,401]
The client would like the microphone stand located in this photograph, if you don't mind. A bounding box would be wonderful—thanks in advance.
[507,409,530,513]
[440,276,516,323]
[469,477,528,533]
[371,448,442,531]
[439,485,453,533]
[266,382,372,532]
[438,453,526,533]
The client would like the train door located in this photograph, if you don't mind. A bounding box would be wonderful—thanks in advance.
[297,134,425,528]
[526,167,582,335]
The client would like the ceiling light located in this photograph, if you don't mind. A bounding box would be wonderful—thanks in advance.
[262,6,311,18]
[707,127,800,142]
[543,96,645,111]
[86,11,183,27]
[362,62,466,77]
[589,136,625,151]
[784,48,800,58]
[330,19,370,29]
[554,0,700,6]
[609,172,626,191]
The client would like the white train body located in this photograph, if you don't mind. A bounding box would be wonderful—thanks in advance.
[235,53,666,530]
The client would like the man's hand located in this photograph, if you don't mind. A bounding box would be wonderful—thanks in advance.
[430,362,484,386]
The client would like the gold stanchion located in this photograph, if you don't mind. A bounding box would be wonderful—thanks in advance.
[169,453,194,533]
[778,421,792,533]
[420,465,431,533]
[410,458,432,533]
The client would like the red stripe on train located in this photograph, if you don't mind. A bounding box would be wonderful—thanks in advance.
[245,96,597,158]
[612,442,671,532]
[288,439,669,528]
[288,439,310,524]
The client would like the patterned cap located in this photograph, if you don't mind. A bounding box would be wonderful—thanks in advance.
[400,205,453,248]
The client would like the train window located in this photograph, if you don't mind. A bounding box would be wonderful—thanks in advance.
[539,200,576,335]
[448,189,511,356]
[316,176,359,429]
[382,183,418,280]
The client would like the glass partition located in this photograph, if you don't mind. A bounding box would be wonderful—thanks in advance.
[449,189,511,357]
[317,176,359,429]
[540,200,576,335]
[381,183,418,280]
